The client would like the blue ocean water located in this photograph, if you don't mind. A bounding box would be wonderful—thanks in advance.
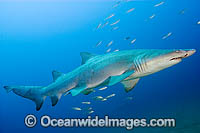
[0,0,199,132]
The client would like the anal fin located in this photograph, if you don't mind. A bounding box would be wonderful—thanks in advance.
[121,78,140,92]
[50,93,62,106]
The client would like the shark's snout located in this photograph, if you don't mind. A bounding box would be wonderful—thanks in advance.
[184,49,196,58]
[170,49,196,61]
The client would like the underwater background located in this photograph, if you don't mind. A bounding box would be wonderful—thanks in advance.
[0,0,199,132]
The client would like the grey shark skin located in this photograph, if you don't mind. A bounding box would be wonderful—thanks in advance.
[4,49,196,111]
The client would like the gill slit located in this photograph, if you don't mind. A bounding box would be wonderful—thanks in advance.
[139,57,143,72]
[137,57,142,73]
[134,59,139,72]
[143,54,148,72]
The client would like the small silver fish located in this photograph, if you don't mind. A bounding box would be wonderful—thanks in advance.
[113,1,121,8]
[88,110,94,114]
[107,40,114,47]
[96,23,102,30]
[126,8,135,13]
[64,91,70,96]
[197,21,200,25]
[162,32,172,39]
[96,41,102,47]
[106,48,112,53]
[82,102,91,105]
[101,98,107,101]
[106,93,116,99]
[99,86,107,91]
[114,49,119,52]
[102,21,109,28]
[149,14,156,19]
[72,107,81,111]
[93,96,104,101]
[105,14,115,20]
[131,39,136,44]
[110,19,120,26]
[154,1,164,7]
[111,26,119,31]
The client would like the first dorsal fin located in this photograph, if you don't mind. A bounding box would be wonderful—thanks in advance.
[52,70,63,81]
[80,52,97,65]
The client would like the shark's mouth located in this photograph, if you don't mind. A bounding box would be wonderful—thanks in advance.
[170,54,188,61]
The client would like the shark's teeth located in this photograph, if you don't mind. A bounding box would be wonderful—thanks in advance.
[170,54,189,61]
[170,57,183,61]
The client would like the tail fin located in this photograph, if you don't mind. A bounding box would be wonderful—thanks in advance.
[4,85,46,111]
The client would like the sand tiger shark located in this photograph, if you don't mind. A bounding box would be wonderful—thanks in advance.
[4,49,196,111]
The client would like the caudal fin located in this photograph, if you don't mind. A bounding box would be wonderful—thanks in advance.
[4,85,46,111]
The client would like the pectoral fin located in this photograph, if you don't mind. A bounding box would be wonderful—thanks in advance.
[108,70,135,86]
[121,78,140,92]
[70,86,87,96]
